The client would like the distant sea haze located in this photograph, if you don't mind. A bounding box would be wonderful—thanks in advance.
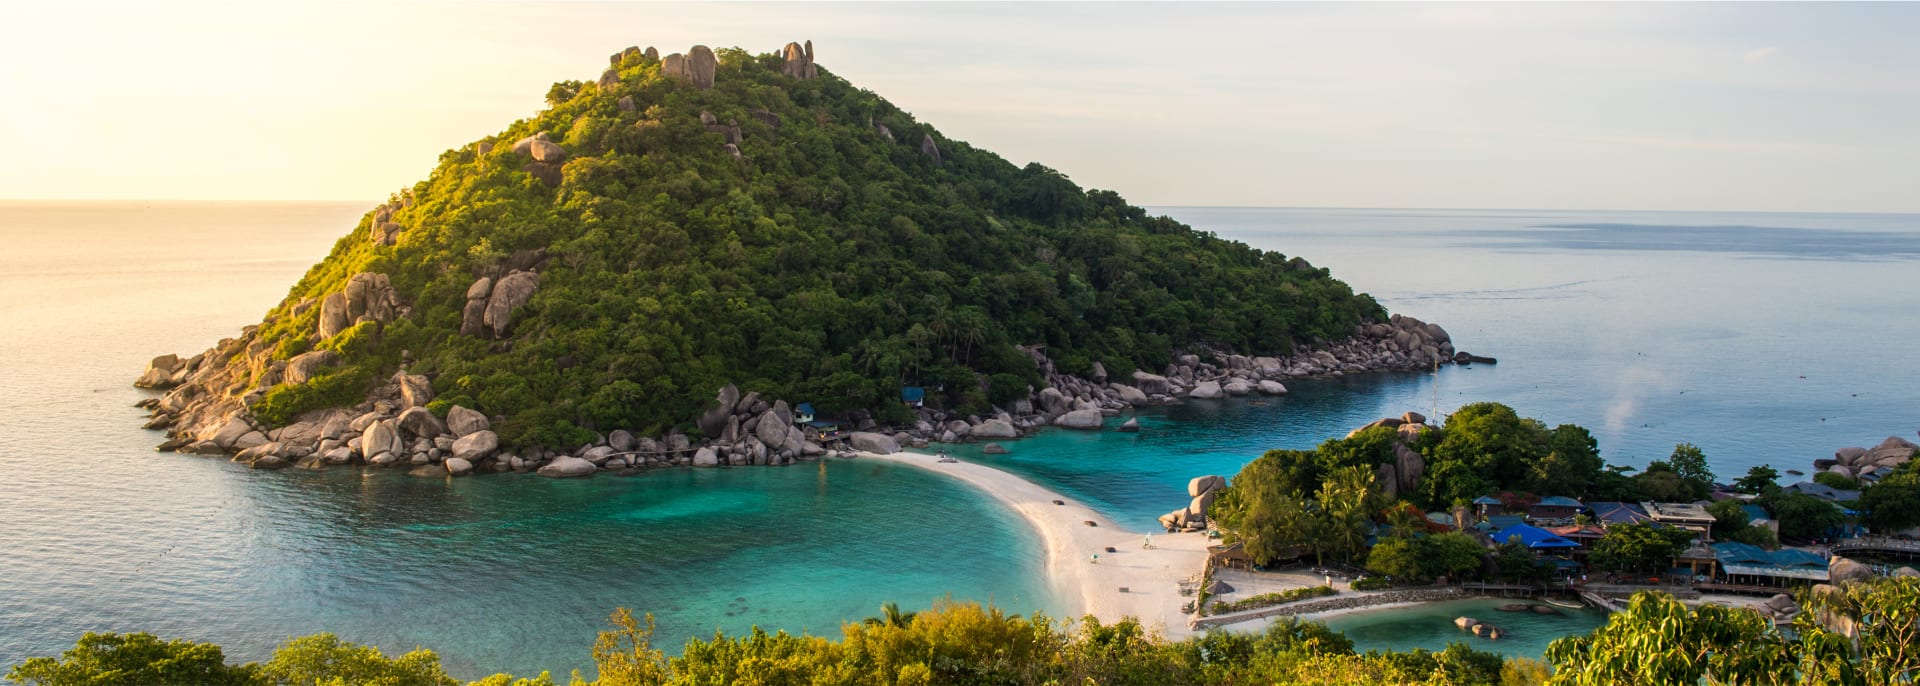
[1,202,1915,677]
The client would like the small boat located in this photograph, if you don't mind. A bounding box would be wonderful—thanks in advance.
[1544,597,1584,610]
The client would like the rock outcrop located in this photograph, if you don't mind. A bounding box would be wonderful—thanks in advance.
[1817,435,1917,481]
[1053,409,1104,430]
[1160,474,1226,532]
[662,45,717,89]
[780,40,816,80]
[319,273,401,339]
[919,133,941,165]
[468,270,538,338]
[848,432,900,455]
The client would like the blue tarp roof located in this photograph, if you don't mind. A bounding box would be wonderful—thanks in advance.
[1537,496,1584,508]
[1492,524,1581,549]
[1486,515,1527,530]
[1742,504,1770,522]
[796,403,816,416]
[901,387,925,403]
[1712,542,1829,580]
[1472,496,1504,505]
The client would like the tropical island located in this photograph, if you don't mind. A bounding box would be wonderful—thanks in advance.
[132,40,1469,477]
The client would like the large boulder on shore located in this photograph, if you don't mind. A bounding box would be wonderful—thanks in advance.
[1131,371,1171,395]
[361,420,402,459]
[396,406,445,438]
[1188,380,1223,399]
[538,456,597,478]
[1189,475,1226,497]
[444,457,474,476]
[848,432,900,455]
[1117,417,1140,433]
[1053,409,1104,430]
[1110,383,1148,405]
[283,350,340,386]
[692,447,719,467]
[699,384,740,436]
[136,354,184,388]
[972,419,1018,439]
[445,405,489,437]
[450,430,498,461]
[1257,380,1288,395]
[1830,557,1872,584]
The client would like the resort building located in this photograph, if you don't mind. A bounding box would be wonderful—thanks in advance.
[1529,496,1583,522]
[1707,542,1831,587]
[1642,501,1718,541]
[1588,501,1654,526]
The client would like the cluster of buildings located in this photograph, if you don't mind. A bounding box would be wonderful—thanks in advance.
[1438,495,1833,589]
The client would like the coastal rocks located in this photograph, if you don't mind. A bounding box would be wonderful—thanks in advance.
[445,405,489,437]
[396,406,444,438]
[537,456,597,478]
[1118,417,1140,433]
[451,430,498,462]
[779,40,817,79]
[661,46,717,89]
[972,419,1018,439]
[136,354,184,389]
[283,350,340,386]
[1110,383,1148,406]
[1257,380,1289,395]
[983,443,1009,455]
[1823,436,1917,479]
[1038,387,1071,414]
[700,384,741,436]
[394,372,434,409]
[1222,380,1252,397]
[1161,474,1227,532]
[1053,409,1104,430]
[848,432,900,455]
[1188,381,1223,400]
[361,420,402,461]
[693,447,719,467]
[444,457,473,476]
[1131,371,1171,395]
[318,273,401,339]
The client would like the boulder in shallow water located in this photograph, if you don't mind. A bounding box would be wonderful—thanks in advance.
[982,442,1009,454]
[1258,380,1289,395]
[693,447,719,467]
[1117,417,1140,433]
[1053,409,1104,430]
[444,457,473,476]
[1188,380,1223,399]
[538,456,597,478]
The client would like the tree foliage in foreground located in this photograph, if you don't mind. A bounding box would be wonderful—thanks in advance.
[1545,577,1920,686]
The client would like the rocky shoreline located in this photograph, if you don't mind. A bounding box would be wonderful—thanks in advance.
[133,313,1474,478]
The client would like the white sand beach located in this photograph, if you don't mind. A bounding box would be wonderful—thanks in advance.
[861,450,1210,638]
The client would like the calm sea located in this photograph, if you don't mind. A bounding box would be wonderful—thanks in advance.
[2,201,1915,675]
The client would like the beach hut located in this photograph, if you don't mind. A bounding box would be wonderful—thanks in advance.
[1548,523,1607,552]
[1642,502,1718,542]
[900,386,925,408]
[794,403,816,424]
[1711,542,1830,586]
[1472,496,1505,517]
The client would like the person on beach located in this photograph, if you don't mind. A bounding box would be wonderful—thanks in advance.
[1143,534,1153,549]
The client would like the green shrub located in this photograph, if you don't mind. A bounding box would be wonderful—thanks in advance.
[1205,585,1336,615]
[1351,577,1395,591]
[253,368,372,427]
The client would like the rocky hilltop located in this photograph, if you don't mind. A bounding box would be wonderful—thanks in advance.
[133,40,1475,477]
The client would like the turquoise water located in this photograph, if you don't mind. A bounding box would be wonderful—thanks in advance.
[2,202,1916,676]
[1321,598,1609,661]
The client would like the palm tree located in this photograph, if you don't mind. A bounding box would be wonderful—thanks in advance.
[862,602,917,628]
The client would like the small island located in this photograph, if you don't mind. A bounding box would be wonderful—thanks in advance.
[130,40,1476,478]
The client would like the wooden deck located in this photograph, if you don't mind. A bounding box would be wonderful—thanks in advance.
[1830,537,1920,559]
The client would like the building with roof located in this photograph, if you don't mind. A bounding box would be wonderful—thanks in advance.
[1530,496,1583,522]
[1490,524,1581,551]
[1643,502,1717,540]
[1472,495,1506,517]
[1711,542,1830,585]
[1589,502,1653,526]
[1786,481,1861,503]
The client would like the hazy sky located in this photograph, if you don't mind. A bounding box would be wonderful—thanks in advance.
[4,2,1917,212]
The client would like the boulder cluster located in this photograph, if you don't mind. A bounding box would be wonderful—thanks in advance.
[137,307,1474,481]
[460,270,539,338]
[1160,475,1227,532]
[661,45,718,89]
[1346,411,1435,501]
[367,192,411,247]
[780,41,817,80]
[510,132,568,185]
[1814,435,1917,482]
[691,384,830,466]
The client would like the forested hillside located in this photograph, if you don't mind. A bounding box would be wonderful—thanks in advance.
[142,42,1385,449]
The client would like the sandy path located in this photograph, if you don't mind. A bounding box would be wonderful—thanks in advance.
[860,450,1208,638]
